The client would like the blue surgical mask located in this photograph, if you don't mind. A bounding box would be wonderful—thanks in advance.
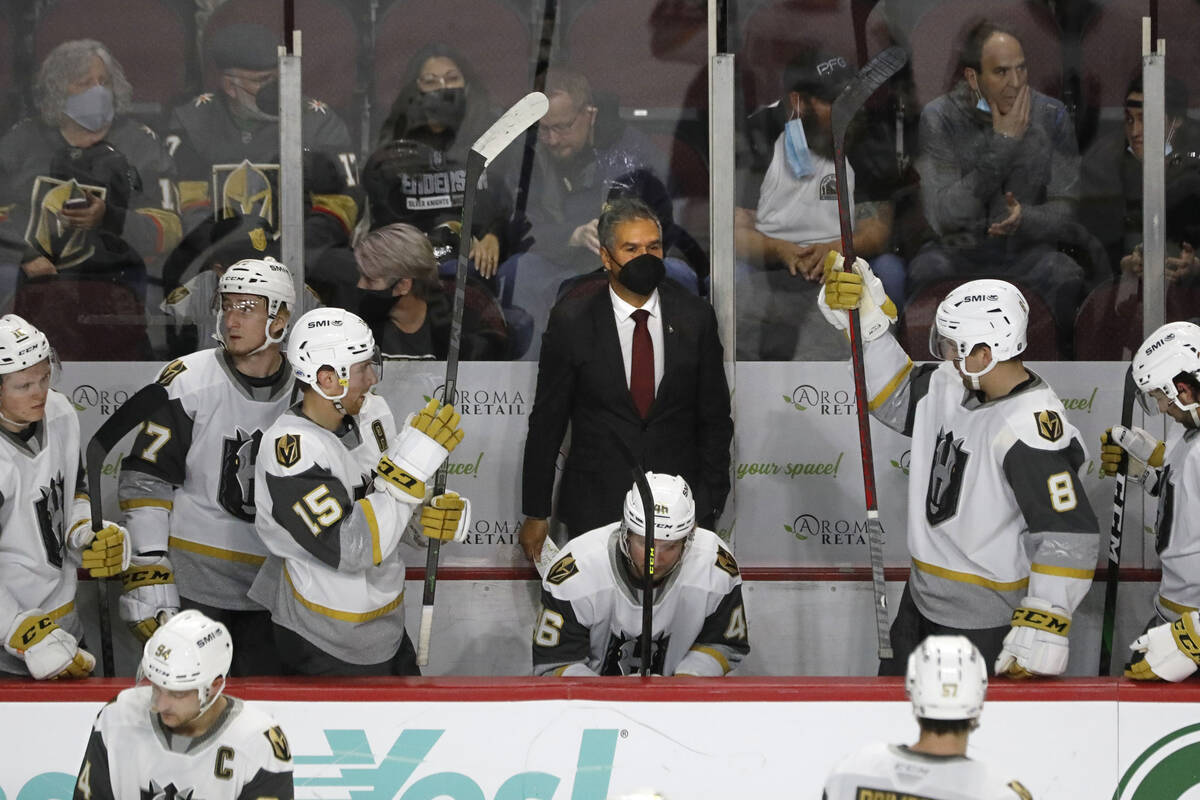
[64,85,114,132]
[975,94,991,114]
[783,117,815,179]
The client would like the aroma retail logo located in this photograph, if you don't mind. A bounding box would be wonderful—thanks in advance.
[784,513,870,545]
[782,384,855,415]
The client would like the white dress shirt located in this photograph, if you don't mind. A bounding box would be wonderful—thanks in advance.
[609,285,665,393]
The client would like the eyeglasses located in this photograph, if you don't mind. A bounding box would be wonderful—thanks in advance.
[417,71,464,91]
[538,106,591,138]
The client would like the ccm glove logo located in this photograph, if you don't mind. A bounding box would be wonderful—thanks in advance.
[376,456,425,499]
[1011,606,1071,636]
[1171,615,1200,663]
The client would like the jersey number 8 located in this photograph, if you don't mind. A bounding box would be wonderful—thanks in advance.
[1047,471,1078,512]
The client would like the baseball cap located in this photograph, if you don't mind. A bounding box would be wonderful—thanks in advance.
[783,47,854,102]
[208,23,278,72]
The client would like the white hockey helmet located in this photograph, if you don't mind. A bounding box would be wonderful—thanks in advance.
[930,280,1028,385]
[0,314,53,376]
[905,635,987,722]
[288,307,381,403]
[214,256,297,353]
[622,472,697,541]
[138,610,232,712]
[1132,321,1200,421]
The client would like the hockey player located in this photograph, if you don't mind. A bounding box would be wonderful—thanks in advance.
[117,257,298,675]
[822,635,1033,799]
[73,610,293,800]
[250,308,470,675]
[819,260,1099,677]
[532,473,749,676]
[1100,322,1200,681]
[0,314,130,679]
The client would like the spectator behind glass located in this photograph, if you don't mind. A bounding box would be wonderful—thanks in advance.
[0,39,179,359]
[1080,75,1200,285]
[371,44,507,277]
[498,64,698,362]
[355,222,507,360]
[910,20,1084,343]
[166,23,358,243]
[733,44,906,360]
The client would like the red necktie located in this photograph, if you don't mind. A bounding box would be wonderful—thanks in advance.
[630,308,654,418]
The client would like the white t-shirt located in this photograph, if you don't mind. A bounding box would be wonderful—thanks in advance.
[753,131,855,245]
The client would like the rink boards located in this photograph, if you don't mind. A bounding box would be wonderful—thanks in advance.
[1,679,1198,800]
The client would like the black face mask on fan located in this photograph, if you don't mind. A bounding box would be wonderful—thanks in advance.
[610,252,666,296]
[357,286,396,323]
[412,87,467,131]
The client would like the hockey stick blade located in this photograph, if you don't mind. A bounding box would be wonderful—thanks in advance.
[831,46,907,144]
[1099,365,1136,675]
[416,91,549,667]
[85,382,169,676]
[471,92,549,166]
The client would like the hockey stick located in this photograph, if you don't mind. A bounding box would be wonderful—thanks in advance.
[831,45,907,661]
[416,91,550,666]
[84,383,169,676]
[1099,365,1136,675]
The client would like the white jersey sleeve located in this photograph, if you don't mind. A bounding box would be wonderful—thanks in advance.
[822,742,1033,800]
[1150,428,1200,618]
[74,688,293,800]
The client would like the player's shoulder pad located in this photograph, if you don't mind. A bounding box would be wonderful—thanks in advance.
[358,394,396,446]
[44,388,79,424]
[154,350,222,396]
[714,544,740,578]
[546,553,580,586]
[680,528,741,588]
[543,524,617,596]
[1002,384,1079,451]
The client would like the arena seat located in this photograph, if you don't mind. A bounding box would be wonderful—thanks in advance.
[566,0,707,114]
[34,0,192,115]
[1073,277,1200,361]
[904,0,1061,110]
[373,0,530,122]
[202,0,358,116]
[898,278,1060,362]
[14,277,149,361]
[440,274,512,360]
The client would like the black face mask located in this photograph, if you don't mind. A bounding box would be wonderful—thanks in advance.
[255,80,279,116]
[612,252,666,296]
[357,286,396,323]
[411,87,466,131]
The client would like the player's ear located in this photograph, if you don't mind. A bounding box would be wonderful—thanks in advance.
[1175,379,1195,405]
[271,306,290,336]
[316,366,338,391]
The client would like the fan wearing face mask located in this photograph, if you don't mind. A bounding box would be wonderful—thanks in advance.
[0,39,178,357]
[166,23,358,241]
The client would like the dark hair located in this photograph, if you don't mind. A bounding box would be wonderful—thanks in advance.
[959,20,1021,73]
[377,43,494,159]
[598,197,661,253]
[1125,73,1189,121]
[917,717,976,736]
[1174,370,1200,396]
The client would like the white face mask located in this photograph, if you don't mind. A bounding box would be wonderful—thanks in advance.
[64,84,114,132]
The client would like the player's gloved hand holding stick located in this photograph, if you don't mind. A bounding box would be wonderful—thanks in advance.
[1127,611,1200,681]
[1100,425,1165,483]
[375,399,465,505]
[118,557,180,642]
[995,596,1072,678]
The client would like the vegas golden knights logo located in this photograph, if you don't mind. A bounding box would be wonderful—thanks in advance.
[213,160,279,227]
[1035,410,1064,442]
[249,227,268,252]
[265,725,291,761]
[926,427,968,526]
[715,547,740,578]
[547,555,579,585]
[156,359,188,387]
[25,177,107,269]
[275,433,301,467]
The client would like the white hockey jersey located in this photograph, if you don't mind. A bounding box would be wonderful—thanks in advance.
[1147,427,1200,619]
[532,524,749,676]
[118,350,294,610]
[73,687,293,800]
[250,394,418,665]
[0,390,90,676]
[822,742,1032,800]
[865,336,1099,628]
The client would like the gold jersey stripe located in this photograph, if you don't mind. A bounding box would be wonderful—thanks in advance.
[1159,594,1199,616]
[284,567,403,622]
[911,558,1030,591]
[168,536,266,565]
[359,498,382,565]
[120,497,173,511]
[134,207,183,254]
[1030,562,1095,581]
[688,644,731,674]
[49,601,75,621]
[869,359,914,412]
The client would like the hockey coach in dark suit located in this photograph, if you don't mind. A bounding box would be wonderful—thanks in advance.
[518,197,733,563]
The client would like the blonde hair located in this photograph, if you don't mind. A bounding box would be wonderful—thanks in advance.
[354,223,440,300]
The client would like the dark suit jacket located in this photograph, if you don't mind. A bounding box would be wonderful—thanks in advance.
[521,281,733,535]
